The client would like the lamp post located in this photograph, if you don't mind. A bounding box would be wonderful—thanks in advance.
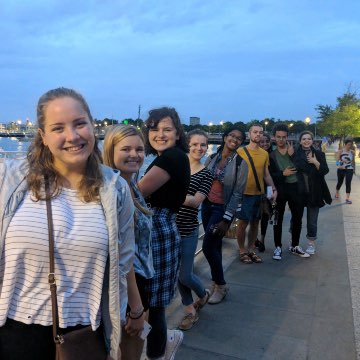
[208,122,213,135]
[264,120,269,133]
[304,117,311,126]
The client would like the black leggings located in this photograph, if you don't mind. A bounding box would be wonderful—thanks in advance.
[260,213,270,237]
[147,307,167,358]
[336,169,354,194]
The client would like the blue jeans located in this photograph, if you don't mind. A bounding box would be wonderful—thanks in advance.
[306,206,319,240]
[201,199,226,286]
[178,228,207,306]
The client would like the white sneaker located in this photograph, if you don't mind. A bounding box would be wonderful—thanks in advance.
[306,244,316,255]
[164,329,183,360]
[272,246,282,260]
[290,245,310,258]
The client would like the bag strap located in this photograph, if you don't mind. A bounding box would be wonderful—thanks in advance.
[243,146,262,193]
[45,176,61,343]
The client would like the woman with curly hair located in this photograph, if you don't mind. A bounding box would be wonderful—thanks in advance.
[138,107,190,360]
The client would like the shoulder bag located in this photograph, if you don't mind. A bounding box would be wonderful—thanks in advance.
[243,147,273,216]
[45,177,108,360]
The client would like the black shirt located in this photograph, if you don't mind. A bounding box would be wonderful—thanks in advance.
[145,147,190,213]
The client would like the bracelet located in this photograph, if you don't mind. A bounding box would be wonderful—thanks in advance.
[128,306,144,320]
[128,309,144,320]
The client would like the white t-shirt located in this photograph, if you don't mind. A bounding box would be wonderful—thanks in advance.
[0,188,109,330]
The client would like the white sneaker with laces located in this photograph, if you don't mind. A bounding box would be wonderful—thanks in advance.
[306,244,316,255]
[290,245,310,258]
[164,329,184,360]
[272,246,282,260]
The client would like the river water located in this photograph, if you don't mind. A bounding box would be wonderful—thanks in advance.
[0,137,219,175]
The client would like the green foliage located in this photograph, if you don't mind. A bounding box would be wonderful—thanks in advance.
[322,104,360,137]
[316,89,360,138]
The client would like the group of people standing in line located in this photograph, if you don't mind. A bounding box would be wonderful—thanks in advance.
[0,87,354,360]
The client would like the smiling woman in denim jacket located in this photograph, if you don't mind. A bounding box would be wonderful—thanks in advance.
[0,88,134,360]
[103,124,154,360]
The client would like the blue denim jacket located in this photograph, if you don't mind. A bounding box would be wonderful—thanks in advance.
[205,152,248,222]
[0,159,135,360]
[131,182,154,280]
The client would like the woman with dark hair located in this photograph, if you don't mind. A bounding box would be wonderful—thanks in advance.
[138,107,190,360]
[293,131,332,256]
[176,129,214,330]
[255,133,272,252]
[335,138,355,204]
[201,127,248,304]
[0,88,134,360]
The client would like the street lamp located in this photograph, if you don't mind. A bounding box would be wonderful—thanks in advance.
[264,120,269,133]
[208,122,213,135]
[220,121,224,126]
[304,117,311,126]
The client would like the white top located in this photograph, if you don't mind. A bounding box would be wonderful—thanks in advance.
[340,150,354,170]
[0,188,109,329]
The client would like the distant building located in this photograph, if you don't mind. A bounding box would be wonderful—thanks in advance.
[190,116,200,126]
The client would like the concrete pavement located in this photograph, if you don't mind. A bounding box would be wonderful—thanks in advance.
[164,142,360,360]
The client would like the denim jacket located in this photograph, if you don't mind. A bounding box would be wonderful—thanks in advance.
[0,159,135,360]
[205,152,248,222]
[131,181,154,280]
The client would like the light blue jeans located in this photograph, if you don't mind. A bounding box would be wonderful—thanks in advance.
[178,228,207,306]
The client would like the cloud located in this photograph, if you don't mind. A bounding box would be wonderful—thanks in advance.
[0,0,360,123]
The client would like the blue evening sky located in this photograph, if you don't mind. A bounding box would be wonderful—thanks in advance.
[1,0,359,125]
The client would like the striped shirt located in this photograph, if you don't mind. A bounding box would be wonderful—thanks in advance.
[176,168,214,236]
[0,188,109,330]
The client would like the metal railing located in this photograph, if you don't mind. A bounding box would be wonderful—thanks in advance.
[0,151,27,160]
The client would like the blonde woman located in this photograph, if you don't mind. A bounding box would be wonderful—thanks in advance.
[103,124,154,360]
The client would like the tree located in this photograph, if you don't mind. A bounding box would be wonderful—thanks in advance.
[321,104,360,138]
[316,88,360,142]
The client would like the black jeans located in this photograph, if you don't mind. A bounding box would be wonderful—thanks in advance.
[201,199,226,286]
[0,318,89,360]
[273,182,304,248]
[147,307,167,358]
[336,169,354,194]
[260,213,270,237]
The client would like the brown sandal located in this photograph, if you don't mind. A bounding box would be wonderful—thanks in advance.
[239,252,252,264]
[194,289,210,310]
[248,251,263,263]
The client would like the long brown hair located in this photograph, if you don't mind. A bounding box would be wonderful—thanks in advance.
[27,87,103,202]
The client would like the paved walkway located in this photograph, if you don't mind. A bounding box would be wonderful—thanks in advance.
[164,142,360,360]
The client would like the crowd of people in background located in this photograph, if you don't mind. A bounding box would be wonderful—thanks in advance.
[0,87,356,360]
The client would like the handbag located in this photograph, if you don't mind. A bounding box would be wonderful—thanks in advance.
[243,147,273,216]
[44,177,107,360]
[225,218,239,238]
